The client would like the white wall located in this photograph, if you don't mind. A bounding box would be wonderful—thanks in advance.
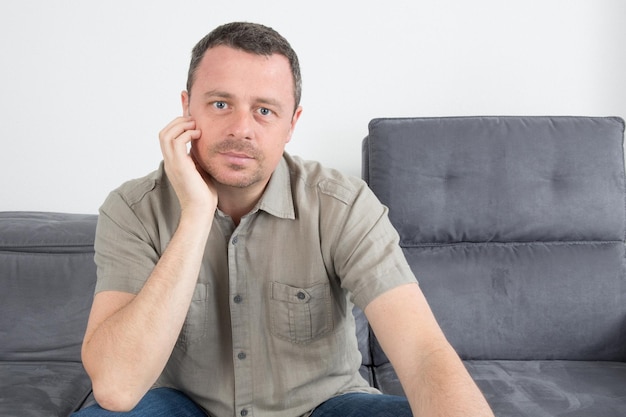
[1,0,625,214]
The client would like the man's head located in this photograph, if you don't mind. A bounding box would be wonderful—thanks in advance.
[180,22,303,197]
[186,22,302,110]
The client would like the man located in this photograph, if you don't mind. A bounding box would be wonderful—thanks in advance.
[76,22,494,417]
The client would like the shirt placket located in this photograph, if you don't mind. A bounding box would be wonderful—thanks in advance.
[228,219,254,417]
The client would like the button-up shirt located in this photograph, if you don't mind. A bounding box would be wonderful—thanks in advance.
[94,153,417,417]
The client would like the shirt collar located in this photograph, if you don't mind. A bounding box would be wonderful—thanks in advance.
[255,154,295,220]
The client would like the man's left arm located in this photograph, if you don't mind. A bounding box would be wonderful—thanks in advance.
[364,283,494,417]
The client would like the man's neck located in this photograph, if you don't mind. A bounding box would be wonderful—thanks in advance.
[215,180,268,226]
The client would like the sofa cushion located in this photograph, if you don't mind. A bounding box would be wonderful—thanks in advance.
[0,361,92,416]
[0,211,97,362]
[467,360,626,417]
[364,117,626,244]
[400,242,626,361]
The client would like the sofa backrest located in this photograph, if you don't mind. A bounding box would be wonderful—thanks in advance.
[0,212,98,362]
[363,116,626,361]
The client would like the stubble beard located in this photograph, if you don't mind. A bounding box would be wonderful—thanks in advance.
[204,139,265,189]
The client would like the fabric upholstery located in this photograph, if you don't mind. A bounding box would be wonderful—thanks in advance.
[363,117,625,244]
[362,116,626,415]
[0,362,92,417]
[467,360,626,417]
[0,212,97,416]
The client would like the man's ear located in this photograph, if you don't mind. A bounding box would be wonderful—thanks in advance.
[286,106,303,144]
[181,91,190,116]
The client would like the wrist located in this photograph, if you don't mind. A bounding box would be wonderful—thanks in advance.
[179,203,215,232]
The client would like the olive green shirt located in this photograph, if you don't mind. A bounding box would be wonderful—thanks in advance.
[94,152,417,417]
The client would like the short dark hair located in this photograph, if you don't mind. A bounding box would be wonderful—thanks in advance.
[186,22,302,109]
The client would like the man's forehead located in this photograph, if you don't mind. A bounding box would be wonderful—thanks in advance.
[191,46,295,106]
[194,47,291,84]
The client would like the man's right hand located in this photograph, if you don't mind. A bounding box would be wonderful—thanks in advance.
[159,116,217,215]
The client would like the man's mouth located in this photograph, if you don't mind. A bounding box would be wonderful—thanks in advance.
[220,151,255,165]
[222,151,253,159]
[214,140,259,164]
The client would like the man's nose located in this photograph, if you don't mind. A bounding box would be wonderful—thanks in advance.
[228,109,254,139]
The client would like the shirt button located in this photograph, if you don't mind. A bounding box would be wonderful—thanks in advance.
[297,291,306,300]
[234,295,242,304]
[240,409,248,416]
[232,235,239,245]
[238,352,246,360]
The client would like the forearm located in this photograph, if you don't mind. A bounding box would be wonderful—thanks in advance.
[365,284,494,417]
[82,212,212,411]
[402,346,494,417]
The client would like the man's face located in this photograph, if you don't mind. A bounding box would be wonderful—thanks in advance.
[182,45,302,191]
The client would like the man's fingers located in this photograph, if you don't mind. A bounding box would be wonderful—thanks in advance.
[159,117,201,158]
[160,116,194,139]
[158,116,217,211]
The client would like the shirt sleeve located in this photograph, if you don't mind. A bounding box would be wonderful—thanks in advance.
[93,190,160,295]
[322,178,418,310]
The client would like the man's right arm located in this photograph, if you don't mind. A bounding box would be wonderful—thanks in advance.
[81,117,215,412]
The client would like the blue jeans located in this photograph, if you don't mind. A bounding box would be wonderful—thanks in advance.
[71,388,207,417]
[311,392,412,417]
[73,388,412,417]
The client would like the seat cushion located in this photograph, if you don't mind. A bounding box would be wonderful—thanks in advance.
[373,360,626,416]
[468,360,626,417]
[0,361,92,416]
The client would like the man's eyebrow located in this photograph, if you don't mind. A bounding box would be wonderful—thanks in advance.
[203,90,233,99]
[255,97,283,110]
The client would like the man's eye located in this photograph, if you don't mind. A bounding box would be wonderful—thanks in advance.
[213,101,227,110]
[258,107,272,116]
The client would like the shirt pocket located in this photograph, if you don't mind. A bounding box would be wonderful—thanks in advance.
[176,282,210,351]
[269,281,333,344]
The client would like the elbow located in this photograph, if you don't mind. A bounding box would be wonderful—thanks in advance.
[91,381,143,412]
[82,347,144,411]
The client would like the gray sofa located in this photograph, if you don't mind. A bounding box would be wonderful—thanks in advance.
[1,116,625,416]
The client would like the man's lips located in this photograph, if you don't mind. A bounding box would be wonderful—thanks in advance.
[222,151,252,158]
[220,151,255,163]
[213,140,259,163]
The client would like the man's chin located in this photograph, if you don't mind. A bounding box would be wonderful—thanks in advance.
[210,171,262,189]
